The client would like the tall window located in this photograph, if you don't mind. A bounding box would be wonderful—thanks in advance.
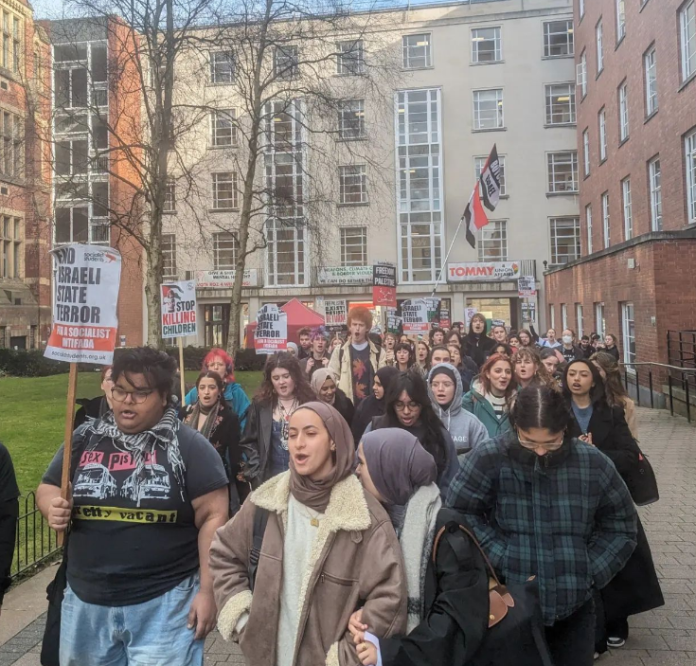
[211,109,237,147]
[274,45,299,79]
[648,157,662,231]
[576,303,584,337]
[210,51,235,84]
[266,219,305,286]
[644,47,658,116]
[599,108,607,161]
[545,83,576,125]
[164,180,176,213]
[339,165,367,204]
[579,50,588,97]
[471,27,502,63]
[580,0,585,19]
[475,155,506,195]
[0,111,21,178]
[622,177,633,240]
[621,302,636,367]
[338,100,365,140]
[396,88,443,283]
[402,34,432,69]
[619,82,629,141]
[212,172,238,209]
[478,220,507,261]
[550,217,581,264]
[473,89,504,130]
[602,192,610,248]
[161,234,177,280]
[583,129,590,177]
[340,227,367,266]
[686,130,696,225]
[595,302,606,337]
[2,12,19,72]
[596,19,604,74]
[0,215,21,278]
[549,305,555,330]
[55,206,88,244]
[586,204,593,254]
[616,0,626,41]
[561,304,568,330]
[544,20,574,57]
[547,152,578,193]
[680,0,696,82]
[213,232,237,269]
[337,40,365,75]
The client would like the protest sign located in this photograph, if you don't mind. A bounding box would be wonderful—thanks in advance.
[372,263,397,307]
[465,307,478,328]
[161,280,198,339]
[325,299,348,326]
[425,298,441,326]
[401,299,429,334]
[518,275,537,298]
[254,304,288,354]
[386,308,402,335]
[439,306,451,329]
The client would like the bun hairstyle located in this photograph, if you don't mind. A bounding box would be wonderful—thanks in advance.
[510,386,572,434]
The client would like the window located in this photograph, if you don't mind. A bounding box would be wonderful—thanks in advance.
[210,51,235,84]
[586,204,593,254]
[616,0,626,41]
[11,17,19,72]
[274,45,299,79]
[544,20,574,57]
[339,165,367,204]
[55,206,88,244]
[621,302,636,368]
[561,304,568,330]
[475,155,506,195]
[212,172,238,209]
[211,109,237,147]
[161,234,177,280]
[680,0,696,82]
[204,304,230,348]
[340,227,367,266]
[622,178,633,240]
[648,157,662,231]
[338,100,365,140]
[598,108,607,161]
[602,192,610,248]
[549,305,555,331]
[337,40,365,75]
[687,130,696,224]
[0,111,22,178]
[596,20,604,74]
[2,12,18,72]
[576,303,584,337]
[55,140,88,176]
[471,27,502,64]
[396,88,443,283]
[583,128,590,177]
[403,34,432,69]
[545,83,576,125]
[619,83,630,143]
[595,302,606,338]
[478,220,507,261]
[0,215,21,278]
[473,89,504,130]
[213,232,237,269]
[579,0,585,19]
[547,152,578,193]
[266,219,306,286]
[644,47,658,116]
[164,180,176,213]
[55,67,88,109]
[578,50,587,97]
[550,217,581,264]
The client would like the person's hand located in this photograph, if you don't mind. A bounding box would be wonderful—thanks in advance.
[188,589,217,640]
[356,639,378,666]
[321,357,329,367]
[306,358,315,371]
[579,433,594,446]
[48,494,73,532]
[348,609,367,637]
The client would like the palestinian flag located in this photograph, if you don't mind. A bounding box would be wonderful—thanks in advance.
[464,184,489,249]
[479,144,502,212]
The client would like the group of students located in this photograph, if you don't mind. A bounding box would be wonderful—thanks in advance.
[30,306,661,666]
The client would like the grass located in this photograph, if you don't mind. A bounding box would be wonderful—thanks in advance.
[0,370,263,496]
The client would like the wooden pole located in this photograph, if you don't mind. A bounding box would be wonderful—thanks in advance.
[178,337,186,401]
[58,362,79,546]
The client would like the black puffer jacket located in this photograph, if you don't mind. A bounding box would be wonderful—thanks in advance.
[464,326,496,369]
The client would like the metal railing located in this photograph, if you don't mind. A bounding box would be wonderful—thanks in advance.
[11,491,60,580]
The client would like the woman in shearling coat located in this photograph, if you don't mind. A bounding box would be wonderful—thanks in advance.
[209,402,407,666]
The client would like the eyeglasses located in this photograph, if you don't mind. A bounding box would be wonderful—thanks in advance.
[111,386,155,404]
[516,429,564,451]
[394,401,420,412]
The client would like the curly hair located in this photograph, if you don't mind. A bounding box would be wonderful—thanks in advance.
[254,352,316,405]
[477,353,517,407]
[202,348,235,383]
[512,347,556,389]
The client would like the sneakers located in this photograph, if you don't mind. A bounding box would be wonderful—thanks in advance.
[607,637,626,648]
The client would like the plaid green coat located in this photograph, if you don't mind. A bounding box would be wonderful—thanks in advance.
[446,433,637,626]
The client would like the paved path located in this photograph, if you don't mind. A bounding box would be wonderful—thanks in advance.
[2,407,695,665]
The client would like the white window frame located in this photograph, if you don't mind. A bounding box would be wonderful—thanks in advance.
[337,40,365,75]
[644,47,658,116]
[649,157,662,231]
[338,99,365,140]
[596,19,604,74]
[161,233,177,280]
[586,204,593,254]
[212,172,238,210]
[471,27,502,64]
[213,232,238,270]
[622,302,636,371]
[266,218,306,287]
[547,151,579,193]
[340,226,367,266]
[622,177,633,240]
[402,33,432,69]
[550,217,581,264]
[686,130,696,225]
[477,220,508,261]
[475,155,506,195]
[338,164,368,204]
[163,180,176,213]
[549,305,556,331]
[595,302,606,338]
[274,45,299,80]
[583,128,590,177]
[473,88,504,130]
[602,192,610,248]
[680,0,696,82]
[211,109,237,147]
[579,0,585,19]
[599,107,607,161]
[619,82,629,142]
[578,50,588,98]
[561,303,568,330]
[210,51,234,84]
[576,303,584,337]
[544,20,574,58]
[545,83,576,125]
[616,0,626,42]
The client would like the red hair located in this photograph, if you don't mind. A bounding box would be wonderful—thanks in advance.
[347,306,373,329]
[478,353,517,406]
[202,348,235,383]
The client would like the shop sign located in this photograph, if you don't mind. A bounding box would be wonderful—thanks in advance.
[196,269,259,288]
[317,265,372,285]
[447,262,521,282]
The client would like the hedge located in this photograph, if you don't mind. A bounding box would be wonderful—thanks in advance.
[0,346,267,378]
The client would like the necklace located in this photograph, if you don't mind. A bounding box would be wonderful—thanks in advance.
[276,398,298,450]
[299,503,322,528]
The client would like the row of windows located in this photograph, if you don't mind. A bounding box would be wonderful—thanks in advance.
[207,19,574,84]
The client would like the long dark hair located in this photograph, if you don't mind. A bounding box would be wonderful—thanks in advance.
[195,370,225,394]
[590,352,628,408]
[382,369,448,476]
[562,359,606,406]
[510,386,572,434]
[255,352,315,404]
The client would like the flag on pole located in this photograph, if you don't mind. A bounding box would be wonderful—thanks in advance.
[464,184,489,249]
[479,144,502,212]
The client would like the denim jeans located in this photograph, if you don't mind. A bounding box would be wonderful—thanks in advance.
[60,573,204,666]
[545,598,596,666]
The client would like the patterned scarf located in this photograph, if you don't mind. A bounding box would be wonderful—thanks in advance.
[86,405,186,506]
[185,399,222,441]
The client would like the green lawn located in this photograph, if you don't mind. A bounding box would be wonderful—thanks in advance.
[1,370,262,496]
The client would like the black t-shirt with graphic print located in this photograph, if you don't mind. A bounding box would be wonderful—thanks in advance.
[43,422,227,606]
[350,343,373,405]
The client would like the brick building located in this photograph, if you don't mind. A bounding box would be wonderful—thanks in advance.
[0,0,52,350]
[545,0,696,392]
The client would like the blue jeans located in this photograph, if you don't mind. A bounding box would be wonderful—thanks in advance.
[60,574,204,666]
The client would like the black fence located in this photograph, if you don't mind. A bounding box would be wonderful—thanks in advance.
[11,491,60,580]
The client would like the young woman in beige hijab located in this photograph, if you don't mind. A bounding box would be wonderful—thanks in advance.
[210,402,407,666]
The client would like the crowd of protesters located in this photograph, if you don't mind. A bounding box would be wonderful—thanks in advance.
[0,305,657,666]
